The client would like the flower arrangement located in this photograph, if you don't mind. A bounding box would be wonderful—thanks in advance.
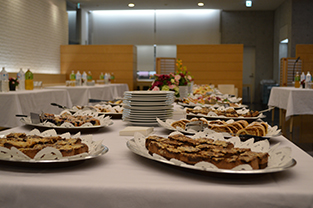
[149,59,194,97]
[149,74,179,96]
[175,59,193,86]
[9,77,19,86]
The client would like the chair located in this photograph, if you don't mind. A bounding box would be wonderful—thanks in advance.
[217,84,238,97]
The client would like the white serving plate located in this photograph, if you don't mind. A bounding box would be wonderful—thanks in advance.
[0,129,108,164]
[126,132,296,175]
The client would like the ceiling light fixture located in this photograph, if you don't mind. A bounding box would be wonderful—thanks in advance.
[246,0,252,8]
[198,2,204,7]
[128,3,135,8]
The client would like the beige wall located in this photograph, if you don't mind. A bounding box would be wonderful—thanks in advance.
[0,0,68,74]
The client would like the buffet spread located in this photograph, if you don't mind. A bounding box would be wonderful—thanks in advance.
[1,84,313,208]
[1,85,290,172]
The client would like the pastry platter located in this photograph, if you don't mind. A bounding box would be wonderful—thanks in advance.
[126,132,296,175]
[156,118,282,141]
[0,129,109,164]
[51,103,123,119]
[177,102,248,109]
[19,110,113,132]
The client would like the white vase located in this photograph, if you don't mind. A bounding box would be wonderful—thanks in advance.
[188,81,194,94]
[179,85,189,98]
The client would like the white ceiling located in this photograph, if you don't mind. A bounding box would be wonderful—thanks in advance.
[67,0,286,11]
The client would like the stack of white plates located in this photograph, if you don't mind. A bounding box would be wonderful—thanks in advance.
[122,91,175,126]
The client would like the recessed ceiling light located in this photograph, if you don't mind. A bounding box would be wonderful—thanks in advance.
[246,0,252,8]
[198,2,204,7]
[128,3,135,8]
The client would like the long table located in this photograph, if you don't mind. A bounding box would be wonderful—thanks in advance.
[0,89,72,128]
[268,87,313,140]
[47,84,129,106]
[268,86,313,119]
[0,84,129,128]
[0,120,312,208]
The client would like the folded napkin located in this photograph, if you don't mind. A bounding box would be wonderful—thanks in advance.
[119,126,154,136]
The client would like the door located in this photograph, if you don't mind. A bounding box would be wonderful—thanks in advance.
[242,47,256,103]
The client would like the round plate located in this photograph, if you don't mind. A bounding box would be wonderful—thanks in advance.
[186,113,266,121]
[124,96,174,101]
[21,120,113,130]
[124,90,175,96]
[123,100,174,106]
[126,139,297,175]
[0,144,109,164]
[178,102,248,109]
[123,110,173,116]
[123,105,174,110]
[156,118,282,140]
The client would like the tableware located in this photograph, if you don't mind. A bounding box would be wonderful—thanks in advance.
[19,110,113,132]
[16,112,42,124]
[123,99,174,106]
[124,90,175,96]
[186,114,266,122]
[178,102,248,109]
[126,132,296,175]
[157,118,282,141]
[50,102,68,109]
[0,129,108,164]
[88,98,123,106]
[122,91,175,125]
[123,105,174,110]
[68,104,123,119]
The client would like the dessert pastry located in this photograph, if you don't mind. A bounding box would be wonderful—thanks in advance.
[41,112,100,127]
[0,133,89,159]
[145,134,268,169]
[171,119,190,130]
[186,107,260,118]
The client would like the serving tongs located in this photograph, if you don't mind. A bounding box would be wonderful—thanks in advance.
[185,120,209,132]
[88,98,123,105]
[51,102,95,112]
[51,102,68,110]
[16,112,45,124]
[258,106,275,114]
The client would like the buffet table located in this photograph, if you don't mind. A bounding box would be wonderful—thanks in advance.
[0,89,72,128]
[0,120,313,208]
[47,84,129,106]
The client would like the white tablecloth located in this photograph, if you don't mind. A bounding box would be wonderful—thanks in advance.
[0,89,72,128]
[47,84,129,106]
[268,87,313,119]
[0,120,312,208]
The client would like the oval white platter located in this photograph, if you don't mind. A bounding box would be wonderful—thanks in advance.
[126,132,296,175]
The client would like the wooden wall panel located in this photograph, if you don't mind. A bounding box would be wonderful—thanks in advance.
[60,45,137,90]
[296,45,313,76]
[8,73,66,86]
[177,44,243,97]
